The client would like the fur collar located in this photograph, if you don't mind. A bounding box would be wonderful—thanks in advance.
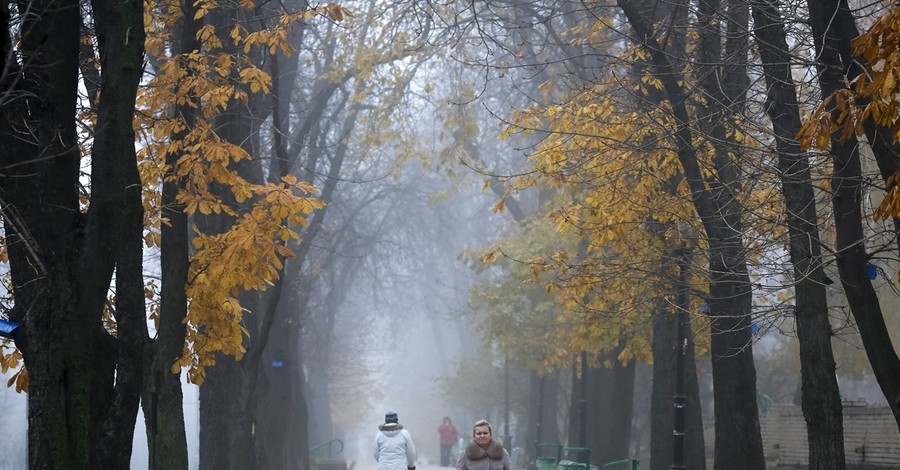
[465,438,504,460]
[379,423,404,432]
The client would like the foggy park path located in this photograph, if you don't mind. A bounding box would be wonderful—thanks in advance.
[353,462,448,470]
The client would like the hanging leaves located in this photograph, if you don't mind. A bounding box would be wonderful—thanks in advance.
[134,0,344,384]
[798,5,900,220]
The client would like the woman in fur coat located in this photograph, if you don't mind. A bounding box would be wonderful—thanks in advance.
[456,419,512,470]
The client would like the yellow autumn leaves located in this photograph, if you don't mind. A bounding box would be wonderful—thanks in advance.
[0,342,25,392]
[137,0,339,384]
[800,4,900,220]
[484,45,761,368]
[481,5,900,372]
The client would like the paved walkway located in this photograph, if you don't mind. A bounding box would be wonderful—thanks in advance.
[353,462,450,470]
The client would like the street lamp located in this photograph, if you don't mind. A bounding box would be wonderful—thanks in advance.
[671,307,687,470]
[504,352,511,450]
[671,256,690,470]
[579,350,587,448]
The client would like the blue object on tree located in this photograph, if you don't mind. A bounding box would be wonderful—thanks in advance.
[698,304,709,313]
[0,319,19,339]
[271,361,284,368]
[751,322,759,334]
[867,263,877,280]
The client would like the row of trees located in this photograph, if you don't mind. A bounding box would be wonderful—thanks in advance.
[440,1,900,469]
[2,0,900,468]
[0,0,489,467]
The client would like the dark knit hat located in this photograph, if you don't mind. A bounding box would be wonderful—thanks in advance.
[385,411,398,424]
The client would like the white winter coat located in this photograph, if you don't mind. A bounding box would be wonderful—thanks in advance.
[374,423,417,470]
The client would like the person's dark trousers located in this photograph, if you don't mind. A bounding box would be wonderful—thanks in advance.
[440,445,451,466]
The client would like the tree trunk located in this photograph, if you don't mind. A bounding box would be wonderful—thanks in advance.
[585,362,610,464]
[143,0,198,467]
[806,0,900,431]
[83,0,148,465]
[605,355,635,464]
[6,0,83,462]
[199,355,244,470]
[290,332,312,470]
[194,0,272,460]
[567,363,580,449]
[526,370,561,467]
[697,4,765,467]
[585,347,634,466]
[706,279,762,469]
[258,304,297,469]
[751,2,846,468]
[1,0,146,464]
[196,235,264,469]
[194,115,265,470]
[616,0,765,467]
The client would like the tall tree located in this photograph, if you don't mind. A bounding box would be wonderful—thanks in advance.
[800,0,900,432]
[613,1,766,467]
[134,2,333,467]
[0,0,146,465]
[491,0,767,465]
[751,1,845,467]
[431,2,650,464]
[142,0,201,466]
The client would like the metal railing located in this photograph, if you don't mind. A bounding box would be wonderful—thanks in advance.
[602,459,639,470]
[310,438,344,460]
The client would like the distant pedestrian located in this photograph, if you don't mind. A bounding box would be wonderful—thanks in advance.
[438,417,459,466]
[375,411,417,470]
[456,419,511,470]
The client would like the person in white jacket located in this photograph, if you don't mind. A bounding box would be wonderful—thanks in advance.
[375,411,417,470]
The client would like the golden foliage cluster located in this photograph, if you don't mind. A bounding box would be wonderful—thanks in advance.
[0,340,26,392]
[481,36,771,369]
[798,4,900,221]
[175,178,323,383]
[137,0,342,384]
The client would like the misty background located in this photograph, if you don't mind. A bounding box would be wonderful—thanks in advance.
[2,0,899,468]
[0,142,511,469]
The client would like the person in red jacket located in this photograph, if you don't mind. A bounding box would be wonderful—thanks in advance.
[438,416,459,466]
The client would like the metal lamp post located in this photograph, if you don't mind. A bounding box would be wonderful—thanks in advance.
[671,255,690,470]
[579,350,587,448]
[671,308,687,470]
[505,352,511,450]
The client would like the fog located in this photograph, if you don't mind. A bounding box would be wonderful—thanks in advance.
[329,176,508,467]
[0,62,512,466]
[3,0,899,467]
[0,386,25,469]
[0,166,496,470]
